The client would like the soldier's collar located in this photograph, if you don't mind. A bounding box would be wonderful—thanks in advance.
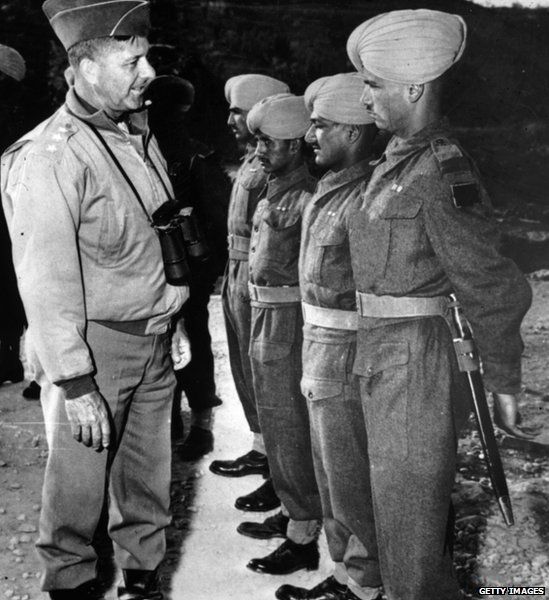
[266,163,309,199]
[315,157,374,199]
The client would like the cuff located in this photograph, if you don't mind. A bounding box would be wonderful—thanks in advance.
[57,374,97,399]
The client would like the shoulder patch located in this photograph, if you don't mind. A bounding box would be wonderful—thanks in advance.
[430,137,481,209]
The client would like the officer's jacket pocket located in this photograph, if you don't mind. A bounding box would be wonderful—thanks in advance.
[262,206,301,230]
[353,341,409,378]
[301,377,343,402]
[96,202,126,266]
[302,338,355,383]
[311,221,346,245]
[310,223,351,289]
[251,340,292,363]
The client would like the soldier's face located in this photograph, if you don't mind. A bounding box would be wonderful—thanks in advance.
[91,37,155,118]
[228,108,252,142]
[360,69,409,136]
[305,114,350,171]
[254,133,295,175]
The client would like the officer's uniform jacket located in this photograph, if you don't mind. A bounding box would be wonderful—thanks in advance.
[1,88,187,386]
[349,119,532,394]
[225,147,267,300]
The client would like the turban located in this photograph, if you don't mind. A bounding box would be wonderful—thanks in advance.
[42,0,150,50]
[304,73,373,125]
[247,94,310,140]
[225,74,289,111]
[0,45,25,81]
[346,9,467,84]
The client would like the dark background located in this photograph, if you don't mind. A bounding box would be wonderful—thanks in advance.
[1,0,549,224]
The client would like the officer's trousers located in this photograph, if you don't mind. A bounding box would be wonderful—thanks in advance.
[250,303,322,524]
[222,258,260,433]
[301,324,382,596]
[36,322,174,591]
[354,316,470,600]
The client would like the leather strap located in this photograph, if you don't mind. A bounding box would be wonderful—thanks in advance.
[356,292,449,318]
[302,302,357,331]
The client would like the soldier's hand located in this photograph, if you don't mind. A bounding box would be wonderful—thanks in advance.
[171,319,191,370]
[493,393,537,440]
[64,390,111,451]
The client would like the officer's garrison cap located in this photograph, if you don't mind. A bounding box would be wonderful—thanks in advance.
[0,45,25,81]
[42,0,151,50]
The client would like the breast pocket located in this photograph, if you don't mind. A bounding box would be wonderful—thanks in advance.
[311,222,352,290]
[379,194,424,289]
[261,207,302,260]
[353,341,410,459]
[96,201,127,266]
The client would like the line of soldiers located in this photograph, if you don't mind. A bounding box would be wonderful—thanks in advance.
[0,1,533,600]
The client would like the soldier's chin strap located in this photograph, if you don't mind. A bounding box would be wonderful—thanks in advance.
[447,293,514,527]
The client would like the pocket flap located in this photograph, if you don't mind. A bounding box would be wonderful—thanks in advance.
[380,194,422,220]
[301,377,343,401]
[353,342,409,377]
[251,340,292,363]
[263,207,301,230]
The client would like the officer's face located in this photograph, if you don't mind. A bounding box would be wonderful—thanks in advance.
[305,113,350,171]
[254,133,295,175]
[228,108,252,143]
[91,37,155,118]
[360,69,410,136]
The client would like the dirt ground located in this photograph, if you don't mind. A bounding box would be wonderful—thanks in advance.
[0,280,548,600]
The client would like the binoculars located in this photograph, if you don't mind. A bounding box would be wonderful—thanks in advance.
[152,201,210,286]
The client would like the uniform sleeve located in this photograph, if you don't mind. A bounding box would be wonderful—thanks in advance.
[423,168,532,394]
[3,145,95,385]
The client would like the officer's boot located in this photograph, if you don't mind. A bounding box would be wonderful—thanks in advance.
[118,570,163,600]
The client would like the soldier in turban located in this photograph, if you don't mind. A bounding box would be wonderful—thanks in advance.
[1,2,191,598]
[275,74,383,600]
[235,93,323,575]
[209,74,289,516]
[344,9,533,600]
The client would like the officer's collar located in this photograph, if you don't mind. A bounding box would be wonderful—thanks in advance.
[266,163,309,199]
[315,157,374,200]
[65,87,148,136]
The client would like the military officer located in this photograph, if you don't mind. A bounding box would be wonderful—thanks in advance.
[210,74,289,514]
[342,9,532,600]
[1,2,190,599]
[275,73,383,600]
[237,93,322,575]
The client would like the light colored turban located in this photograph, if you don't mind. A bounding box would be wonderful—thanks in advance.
[346,9,467,84]
[304,73,373,125]
[247,93,310,140]
[225,74,289,111]
[0,45,25,81]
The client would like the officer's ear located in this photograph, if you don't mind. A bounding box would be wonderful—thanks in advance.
[407,83,424,104]
[347,124,361,144]
[79,57,100,86]
[289,138,302,155]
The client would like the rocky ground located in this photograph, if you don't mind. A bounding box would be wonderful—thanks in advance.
[0,281,548,600]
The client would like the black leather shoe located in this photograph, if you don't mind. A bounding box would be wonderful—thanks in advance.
[49,579,105,600]
[275,576,359,600]
[247,538,319,575]
[176,426,214,461]
[237,510,289,539]
[118,569,163,600]
[235,478,280,512]
[210,449,269,477]
[22,380,41,400]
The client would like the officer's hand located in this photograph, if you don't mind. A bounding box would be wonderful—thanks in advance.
[171,319,191,370]
[493,393,537,440]
[64,390,111,451]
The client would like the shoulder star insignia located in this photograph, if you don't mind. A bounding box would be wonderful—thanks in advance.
[52,133,63,142]
[46,144,57,153]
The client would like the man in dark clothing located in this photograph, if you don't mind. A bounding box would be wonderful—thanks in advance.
[146,75,230,459]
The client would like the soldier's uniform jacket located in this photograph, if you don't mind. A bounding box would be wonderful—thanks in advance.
[300,159,374,312]
[249,164,316,291]
[225,147,267,300]
[349,119,532,394]
[0,88,187,385]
